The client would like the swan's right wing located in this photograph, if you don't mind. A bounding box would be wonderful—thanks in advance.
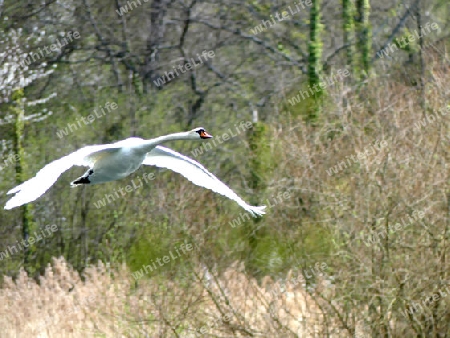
[4,144,120,210]
[142,146,266,217]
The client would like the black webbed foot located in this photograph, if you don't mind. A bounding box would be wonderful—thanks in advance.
[71,176,91,185]
[70,169,94,186]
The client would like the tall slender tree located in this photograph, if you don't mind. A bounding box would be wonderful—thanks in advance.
[9,89,34,269]
[343,0,356,69]
[356,0,372,77]
[307,0,324,121]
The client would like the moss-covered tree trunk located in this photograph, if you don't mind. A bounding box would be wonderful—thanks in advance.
[307,0,323,121]
[356,0,372,77]
[10,89,34,273]
[415,0,426,112]
[343,0,356,69]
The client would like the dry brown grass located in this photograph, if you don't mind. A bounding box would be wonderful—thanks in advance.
[0,257,356,337]
[266,48,450,336]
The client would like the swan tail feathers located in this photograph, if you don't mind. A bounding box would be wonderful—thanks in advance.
[247,205,266,217]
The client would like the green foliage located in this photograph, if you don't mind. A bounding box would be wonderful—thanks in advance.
[284,81,336,125]
[248,122,272,193]
[126,221,173,275]
[126,220,195,280]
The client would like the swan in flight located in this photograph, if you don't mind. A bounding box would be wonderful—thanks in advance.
[4,127,266,217]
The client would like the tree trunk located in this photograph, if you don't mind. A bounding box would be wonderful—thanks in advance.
[308,0,324,121]
[10,89,34,274]
[343,0,356,69]
[356,0,372,77]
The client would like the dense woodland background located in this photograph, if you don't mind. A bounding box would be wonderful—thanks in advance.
[0,0,449,336]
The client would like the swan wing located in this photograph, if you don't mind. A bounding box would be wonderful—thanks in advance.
[142,146,266,217]
[4,144,120,210]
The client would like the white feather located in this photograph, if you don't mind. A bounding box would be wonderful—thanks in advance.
[143,146,266,217]
[4,145,119,210]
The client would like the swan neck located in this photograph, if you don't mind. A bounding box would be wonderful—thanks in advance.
[138,132,191,153]
[156,132,191,142]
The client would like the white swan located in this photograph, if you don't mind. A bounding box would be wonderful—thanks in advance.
[4,127,266,216]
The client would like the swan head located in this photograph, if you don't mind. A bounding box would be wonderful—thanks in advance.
[190,127,213,140]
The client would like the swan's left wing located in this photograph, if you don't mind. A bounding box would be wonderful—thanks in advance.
[142,146,266,217]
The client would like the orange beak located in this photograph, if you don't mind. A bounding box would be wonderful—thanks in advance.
[200,130,213,139]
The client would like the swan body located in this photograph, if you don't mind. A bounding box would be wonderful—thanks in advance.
[4,127,266,217]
